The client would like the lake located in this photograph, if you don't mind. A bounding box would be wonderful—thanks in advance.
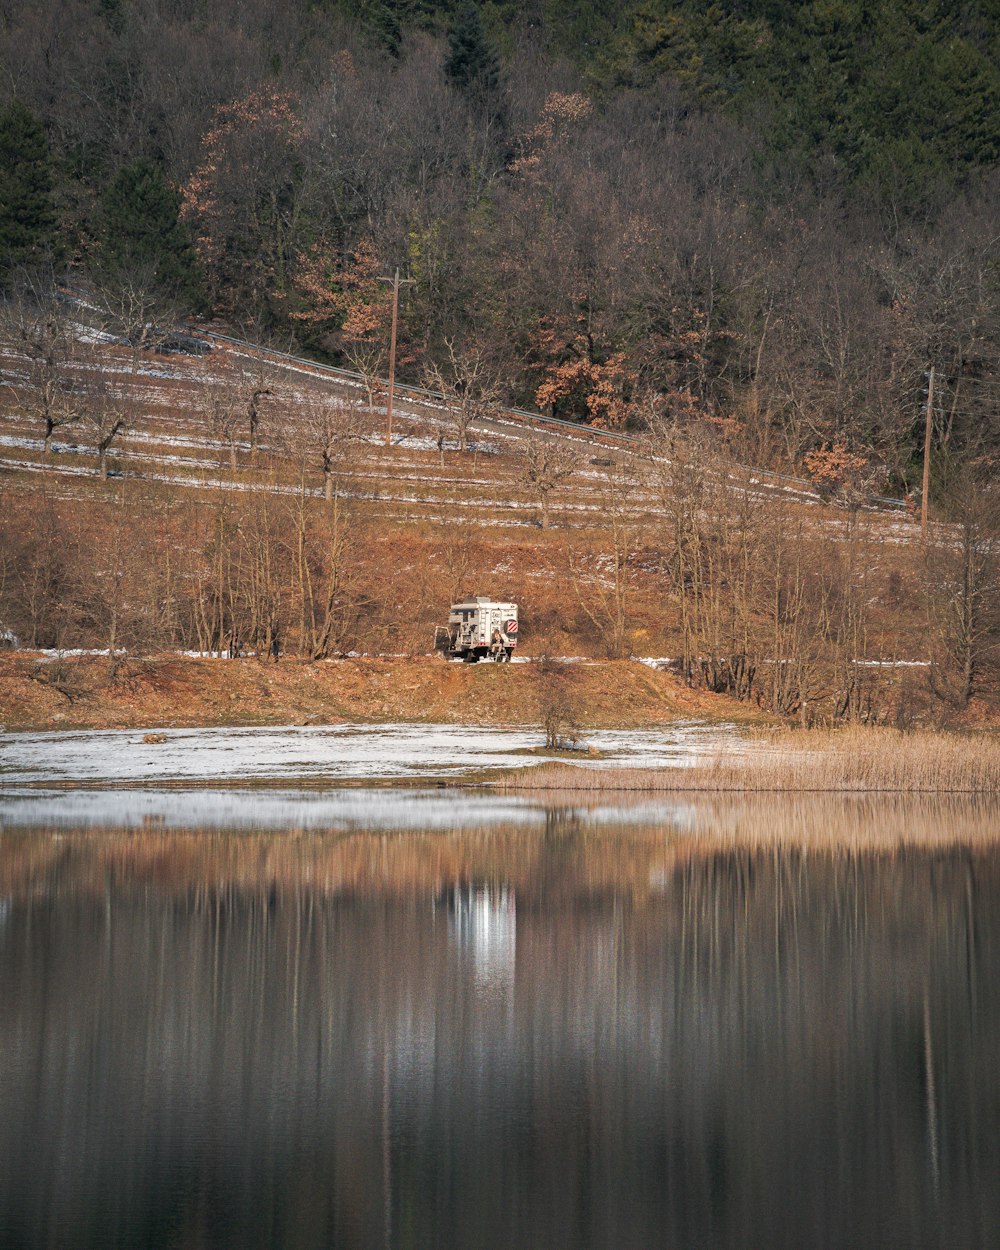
[2,789,999,1249]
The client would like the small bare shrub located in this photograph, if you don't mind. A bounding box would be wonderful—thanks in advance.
[31,658,90,703]
[536,656,583,749]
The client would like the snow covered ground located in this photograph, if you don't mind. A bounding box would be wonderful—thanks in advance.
[0,720,741,787]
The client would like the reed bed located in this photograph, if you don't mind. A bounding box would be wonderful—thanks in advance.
[501,727,1000,794]
[652,794,1000,852]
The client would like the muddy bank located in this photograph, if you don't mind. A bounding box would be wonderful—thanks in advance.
[0,652,758,733]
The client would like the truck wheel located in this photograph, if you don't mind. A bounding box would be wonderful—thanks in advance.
[463,652,478,663]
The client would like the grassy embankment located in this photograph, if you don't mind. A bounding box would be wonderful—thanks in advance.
[500,727,1000,794]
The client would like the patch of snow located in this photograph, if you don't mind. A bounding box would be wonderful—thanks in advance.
[0,457,103,480]
[852,659,930,668]
[0,720,741,786]
[32,648,126,661]
[127,430,240,452]
[0,433,47,452]
[70,321,120,345]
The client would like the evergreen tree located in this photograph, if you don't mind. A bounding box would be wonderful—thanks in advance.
[361,0,403,55]
[444,4,504,107]
[98,158,201,306]
[0,102,57,278]
[370,5,403,55]
[603,0,1000,211]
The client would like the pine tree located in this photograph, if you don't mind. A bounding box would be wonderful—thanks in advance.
[363,1,403,56]
[98,158,202,306]
[0,102,56,277]
[444,4,504,106]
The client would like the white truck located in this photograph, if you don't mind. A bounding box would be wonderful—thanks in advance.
[435,597,519,662]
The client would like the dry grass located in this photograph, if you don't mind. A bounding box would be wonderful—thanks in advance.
[500,726,1000,793]
[648,793,1000,851]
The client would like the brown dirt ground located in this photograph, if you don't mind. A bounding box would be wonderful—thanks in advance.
[0,652,765,732]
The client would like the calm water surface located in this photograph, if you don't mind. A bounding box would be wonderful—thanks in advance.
[2,790,1000,1249]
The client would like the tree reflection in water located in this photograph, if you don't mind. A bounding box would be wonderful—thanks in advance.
[1,794,999,1249]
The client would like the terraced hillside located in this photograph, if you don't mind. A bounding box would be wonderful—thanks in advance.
[1,323,986,729]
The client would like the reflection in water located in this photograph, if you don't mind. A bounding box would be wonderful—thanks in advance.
[449,887,517,1003]
[1,795,1000,1249]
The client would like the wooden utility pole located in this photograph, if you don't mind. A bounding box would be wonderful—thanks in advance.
[377,268,414,448]
[921,365,935,537]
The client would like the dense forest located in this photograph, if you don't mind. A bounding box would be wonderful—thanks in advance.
[4,0,1000,494]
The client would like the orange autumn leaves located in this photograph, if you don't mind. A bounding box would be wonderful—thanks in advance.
[534,349,637,429]
[289,238,391,344]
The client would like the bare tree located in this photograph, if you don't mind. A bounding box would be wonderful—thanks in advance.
[298,395,362,501]
[0,272,86,455]
[926,464,1000,710]
[202,374,244,469]
[569,462,643,659]
[536,655,583,748]
[649,418,772,704]
[81,266,187,477]
[236,482,285,659]
[422,339,503,452]
[438,529,479,602]
[94,262,186,356]
[221,351,279,462]
[73,370,129,480]
[649,419,713,683]
[201,349,279,466]
[291,480,363,660]
[343,338,387,413]
[755,502,837,725]
[0,487,77,648]
[95,481,135,676]
[517,429,581,529]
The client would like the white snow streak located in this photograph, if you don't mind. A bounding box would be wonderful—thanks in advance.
[0,721,740,786]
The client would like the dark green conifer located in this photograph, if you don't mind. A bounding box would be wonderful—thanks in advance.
[444,4,504,105]
[364,1,403,56]
[98,158,202,306]
[0,102,57,277]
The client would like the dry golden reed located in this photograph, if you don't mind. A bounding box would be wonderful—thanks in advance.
[501,727,1000,794]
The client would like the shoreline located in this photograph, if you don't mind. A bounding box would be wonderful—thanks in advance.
[0,652,759,734]
[2,721,1000,795]
[2,652,996,737]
